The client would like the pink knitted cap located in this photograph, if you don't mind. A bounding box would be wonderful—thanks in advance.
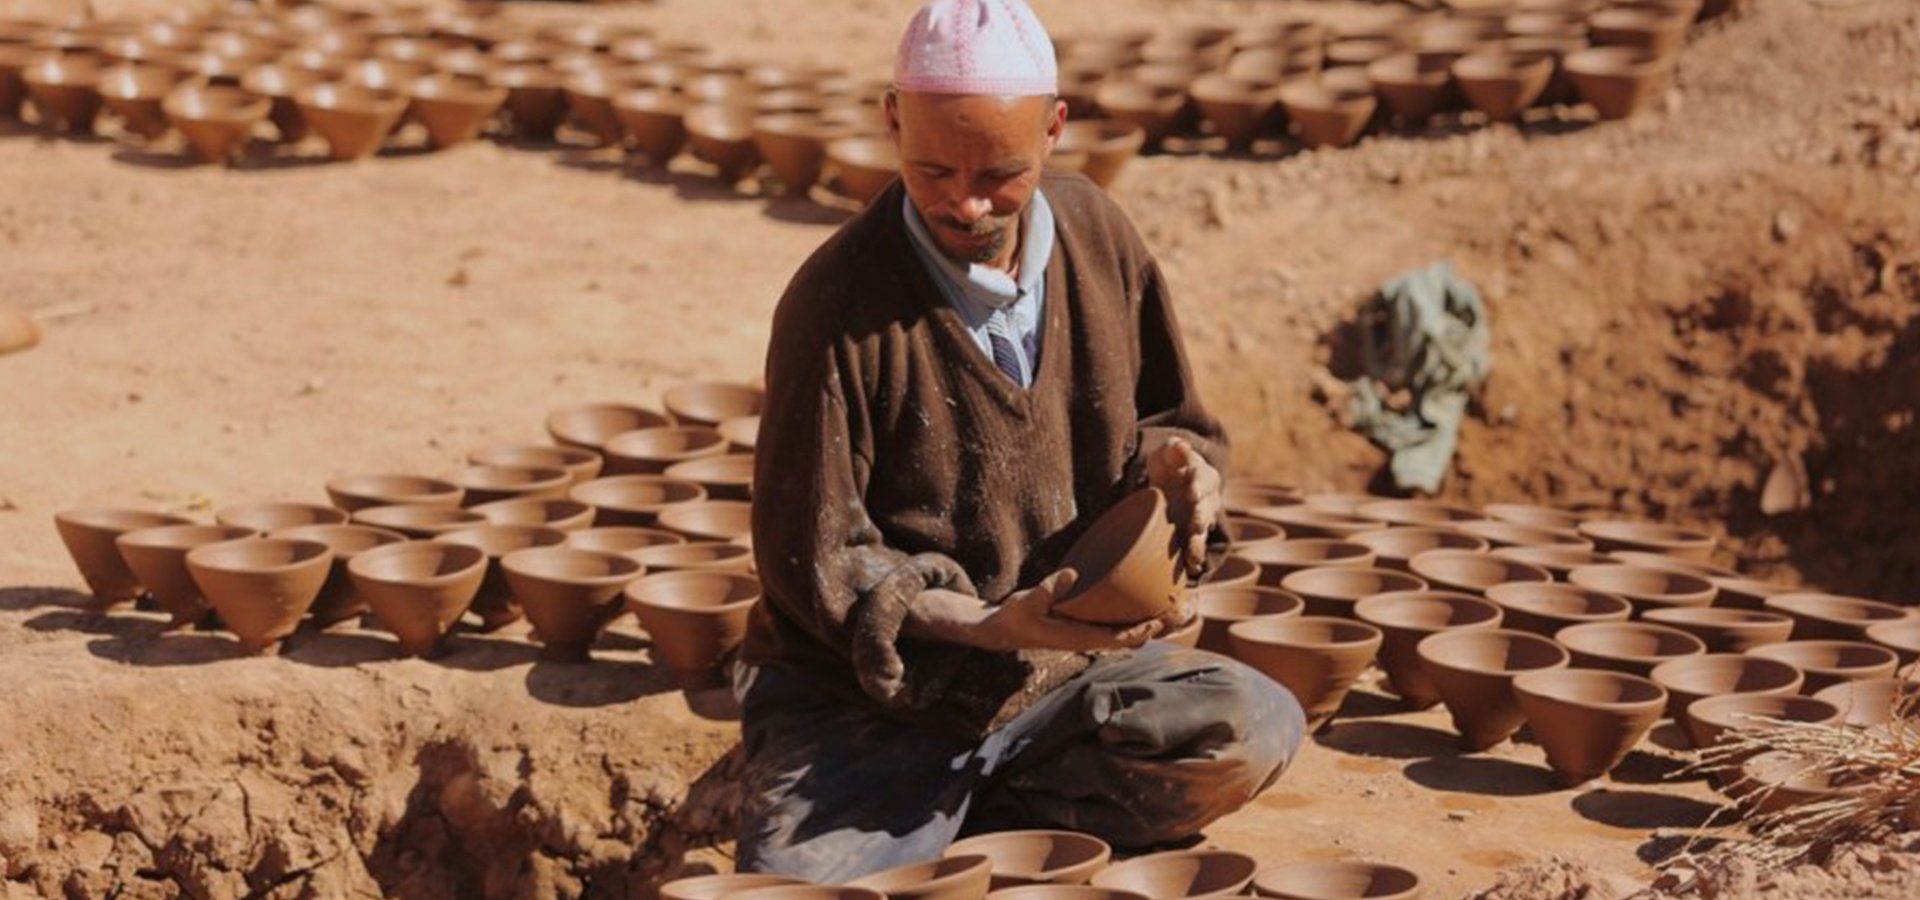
[893,0,1058,97]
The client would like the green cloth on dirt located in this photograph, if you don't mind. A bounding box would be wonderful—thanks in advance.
[1346,260,1492,495]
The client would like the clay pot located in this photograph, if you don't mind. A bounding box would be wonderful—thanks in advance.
[660,874,807,900]
[1091,81,1185,147]
[825,135,900,205]
[1198,554,1260,590]
[0,45,38,119]
[1556,621,1706,676]
[633,541,753,574]
[23,53,105,134]
[1089,850,1256,900]
[1484,582,1632,636]
[612,88,690,161]
[1706,576,1795,611]
[1454,520,1590,550]
[1418,627,1570,750]
[1746,641,1898,695]
[1576,519,1715,560]
[470,498,597,532]
[1864,620,1920,666]
[1762,593,1913,641]
[269,523,408,627]
[1641,607,1794,653]
[1348,527,1489,573]
[162,82,267,164]
[1449,50,1553,122]
[1355,591,1504,708]
[433,49,496,82]
[655,499,754,543]
[1141,26,1235,66]
[1050,489,1182,626]
[566,526,684,560]
[1249,861,1421,900]
[850,854,993,900]
[559,67,639,147]
[1046,119,1140,189]
[1685,695,1840,778]
[945,830,1112,889]
[337,58,427,93]
[663,453,755,502]
[1587,8,1690,59]
[1489,545,1608,580]
[546,402,673,451]
[407,73,504,148]
[1562,46,1667,120]
[489,64,566,138]
[1221,481,1304,516]
[571,475,706,527]
[1482,502,1585,532]
[1511,668,1667,786]
[97,63,180,138]
[1566,564,1716,614]
[1237,540,1376,586]
[1811,678,1920,727]
[1601,552,1734,582]
[1277,80,1377,149]
[683,103,762,183]
[434,525,568,630]
[1229,615,1384,731]
[186,538,334,654]
[1279,566,1428,619]
[988,889,1149,900]
[1244,505,1375,540]
[116,524,259,627]
[735,889,883,900]
[239,64,325,141]
[296,82,406,161]
[348,541,487,657]
[215,501,349,532]
[749,111,853,192]
[716,415,760,453]
[448,464,571,508]
[603,426,729,476]
[1186,74,1279,151]
[1226,516,1286,549]
[1408,550,1552,595]
[469,444,603,486]
[1506,10,1590,38]
[1649,652,1803,726]
[1364,52,1453,125]
[56,508,197,606]
[372,36,464,66]
[1353,500,1479,528]
[1292,492,1373,513]
[1195,584,1305,654]
[1730,751,1853,821]
[626,570,760,683]
[501,547,641,661]
[352,504,487,540]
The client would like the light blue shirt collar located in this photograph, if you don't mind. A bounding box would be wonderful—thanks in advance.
[901,189,1055,326]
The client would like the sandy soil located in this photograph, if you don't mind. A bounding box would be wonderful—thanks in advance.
[2,0,1917,897]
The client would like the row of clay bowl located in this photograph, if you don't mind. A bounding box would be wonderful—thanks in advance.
[662,834,1423,900]
[52,383,766,683]
[1055,0,1714,153]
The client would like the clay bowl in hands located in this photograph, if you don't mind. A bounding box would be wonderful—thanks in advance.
[944,830,1112,889]
[1365,51,1455,126]
[611,87,689,162]
[603,426,729,476]
[1198,554,1260,589]
[1194,584,1304,654]
[488,63,566,139]
[1684,693,1841,766]
[1220,481,1303,516]
[162,82,268,164]
[353,504,487,540]
[434,524,568,631]
[683,103,762,183]
[1249,860,1421,900]
[565,526,684,561]
[23,52,106,133]
[407,72,504,148]
[1418,627,1570,750]
[849,854,993,900]
[717,415,760,453]
[1054,119,1145,189]
[470,498,597,532]
[1243,504,1375,540]
[295,82,406,161]
[571,475,706,527]
[546,402,672,451]
[1348,527,1489,573]
[659,874,807,900]
[1642,607,1794,653]
[1511,668,1667,787]
[1484,582,1631,637]
[1236,539,1376,586]
[1567,564,1715,615]
[1489,545,1609,580]
[239,64,327,140]
[1091,81,1184,147]
[1563,46,1667,120]
[1355,591,1504,709]
[825,135,900,205]
[626,570,760,685]
[448,464,571,507]
[469,444,603,486]
[348,541,487,657]
[1187,73,1280,151]
[1746,641,1899,695]
[1482,502,1585,532]
[97,62,181,138]
[1762,593,1912,642]
[1555,621,1706,676]
[1408,550,1551,596]
[116,524,258,627]
[1811,678,1920,728]
[1864,620,1920,666]
[1576,519,1715,560]
[1278,79,1377,149]
[1453,520,1591,550]
[500,547,641,661]
[270,523,407,627]
[1089,850,1257,900]
[1450,50,1553,122]
[632,541,753,574]
[664,453,755,502]
[55,508,196,606]
[1279,566,1428,619]
[1649,653,1804,724]
[1353,500,1480,529]
[186,537,334,654]
[1050,489,1182,626]
[1229,615,1383,731]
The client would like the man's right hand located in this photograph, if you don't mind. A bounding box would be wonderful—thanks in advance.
[906,569,1164,653]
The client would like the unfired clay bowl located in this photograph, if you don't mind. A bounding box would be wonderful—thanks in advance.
[1051,489,1181,626]
[97,62,180,138]
[449,464,572,507]
[1482,503,1586,532]
[987,888,1147,900]
[433,524,568,631]
[1512,668,1667,787]
[1454,520,1590,550]
[850,854,993,900]
[655,499,754,543]
[565,526,685,561]
[1576,520,1716,560]
[1055,119,1144,189]
[1684,693,1841,764]
[501,547,642,661]
[1762,593,1912,642]
[270,523,408,627]
[1244,505,1375,540]
[945,830,1112,889]
[1642,607,1794,653]
[353,504,488,540]
[1864,619,1920,666]
[1089,850,1257,900]
[570,475,707,527]
[1730,751,1857,822]
[1188,73,1279,150]
[1200,554,1260,590]
[716,415,760,453]
[1706,576,1796,612]
[1568,564,1716,615]
[23,53,105,134]
[408,72,505,148]
[733,889,883,900]
[1746,640,1899,695]
[1811,678,1920,728]
[1483,582,1631,637]
[349,541,487,656]
[663,382,764,426]
[1355,590,1504,709]
[469,444,603,486]
[186,537,334,654]
[1408,550,1551,596]
[825,135,899,205]
[612,87,690,161]
[1279,566,1428,618]
[1587,8,1690,58]
[1563,46,1668,120]
[659,874,806,900]
[116,524,258,627]
[1353,500,1480,529]
[1417,627,1570,750]
[1450,50,1553,122]
[1229,615,1383,731]
[1092,81,1186,146]
[632,541,754,574]
[626,570,761,686]
[215,501,348,533]
[1365,52,1454,125]
[1556,621,1706,676]
[162,82,268,164]
[295,82,406,161]
[1489,545,1609,580]
[684,103,762,183]
[326,473,464,511]
[545,402,673,451]
[470,498,597,532]
[1226,516,1286,549]
[56,507,196,606]
[1194,584,1304,654]
[602,426,729,476]
[1249,861,1421,900]
[489,63,566,139]
[1348,527,1489,572]
[1237,539,1376,586]
[1649,653,1804,724]
[1605,551,1737,580]
[1219,480,1302,516]
[1278,80,1376,150]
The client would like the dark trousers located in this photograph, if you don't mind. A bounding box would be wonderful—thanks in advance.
[733,642,1307,882]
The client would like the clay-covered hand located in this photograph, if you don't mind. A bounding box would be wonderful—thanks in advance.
[980,568,1165,652]
[1145,437,1222,578]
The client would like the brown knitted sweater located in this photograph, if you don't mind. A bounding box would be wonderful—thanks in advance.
[745,172,1229,738]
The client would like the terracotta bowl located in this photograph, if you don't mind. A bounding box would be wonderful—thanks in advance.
[1194,584,1304,654]
[433,524,568,631]
[1562,46,1667,120]
[752,111,862,192]
[1746,640,1899,695]
[664,453,755,502]
[603,426,729,476]
[1229,615,1383,731]
[1483,582,1632,637]
[23,52,107,134]
[0,44,40,119]
[470,497,597,532]
[1641,607,1794,653]
[186,537,334,654]
[1225,516,1286,548]
[501,547,642,661]
[295,82,406,161]
[353,504,487,540]
[565,526,684,561]
[1198,554,1260,590]
[1050,489,1182,626]
[1348,527,1489,573]
[546,402,673,451]
[1091,81,1184,147]
[1449,50,1553,122]
[660,382,764,427]
[1408,550,1551,596]
[986,888,1148,900]
[734,889,883,900]
[1489,545,1609,580]
[1277,80,1377,149]
[1705,576,1796,612]
[825,135,900,205]
[1649,653,1804,724]
[1730,751,1858,822]
[1249,861,1421,900]
[215,501,349,533]
[408,72,504,148]
[1355,591,1504,709]
[1323,38,1401,70]
[447,464,571,508]
[1089,850,1257,900]
[612,87,690,161]
[116,524,258,627]
[1279,566,1428,619]
[659,874,807,900]
[1512,668,1667,787]
[1606,550,1736,579]
[1244,504,1375,540]
[1186,73,1279,151]
[716,415,760,453]
[1236,539,1376,586]
[1587,8,1690,58]
[632,541,754,574]
[1219,480,1303,515]
[469,443,603,486]
[558,66,639,147]
[1556,621,1706,676]
[945,830,1112,889]
[1352,500,1479,528]
[656,499,754,544]
[571,475,706,527]
[269,523,408,627]
[97,62,181,138]
[1762,593,1912,642]
[1863,619,1920,666]
[433,48,497,82]
[239,63,326,141]
[1418,627,1570,750]
[1684,693,1841,764]
[683,102,762,183]
[1576,519,1716,560]
[55,507,197,605]
[1566,564,1716,615]
[1810,678,1920,727]
[1482,503,1586,532]
[1453,520,1590,550]
[1364,51,1455,126]
[626,570,761,685]
[848,855,993,900]
[489,63,566,139]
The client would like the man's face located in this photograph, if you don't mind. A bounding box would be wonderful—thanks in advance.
[886,91,1066,266]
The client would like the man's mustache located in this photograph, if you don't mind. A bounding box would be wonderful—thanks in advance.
[935,214,1016,237]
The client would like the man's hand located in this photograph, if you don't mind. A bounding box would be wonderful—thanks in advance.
[1145,437,1222,578]
[906,569,1163,653]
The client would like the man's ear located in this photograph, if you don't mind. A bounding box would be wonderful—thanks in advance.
[1042,96,1066,155]
[884,90,903,143]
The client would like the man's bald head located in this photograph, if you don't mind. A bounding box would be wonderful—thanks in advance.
[886,91,1065,266]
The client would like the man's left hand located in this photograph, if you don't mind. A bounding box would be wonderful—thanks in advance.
[1145,437,1222,579]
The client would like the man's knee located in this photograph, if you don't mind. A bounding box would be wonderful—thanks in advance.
[1210,652,1309,793]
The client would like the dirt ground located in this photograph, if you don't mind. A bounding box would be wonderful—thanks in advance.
[2,0,1917,897]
